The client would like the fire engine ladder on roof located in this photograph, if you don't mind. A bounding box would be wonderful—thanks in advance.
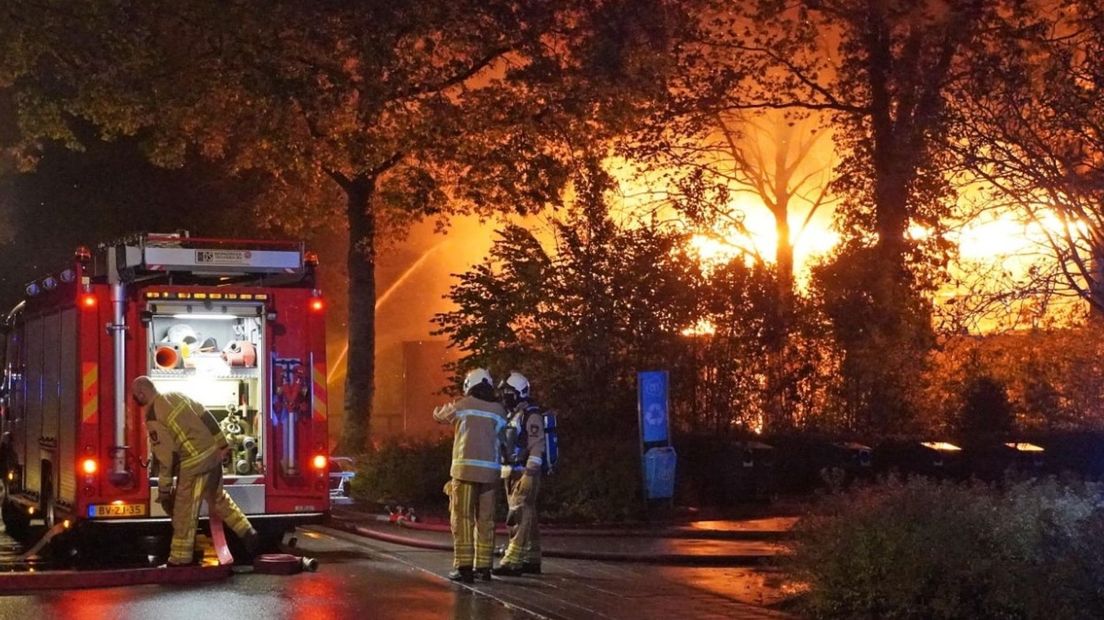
[98,232,305,278]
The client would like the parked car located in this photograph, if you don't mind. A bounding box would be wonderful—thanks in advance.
[329,457,356,506]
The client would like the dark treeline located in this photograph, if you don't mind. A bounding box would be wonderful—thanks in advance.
[3,0,1104,452]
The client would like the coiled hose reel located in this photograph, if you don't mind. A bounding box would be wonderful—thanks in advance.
[220,407,259,475]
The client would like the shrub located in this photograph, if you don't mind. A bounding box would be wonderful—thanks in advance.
[792,476,1104,619]
[350,436,453,511]
[959,374,1013,440]
[539,437,645,523]
[350,434,647,523]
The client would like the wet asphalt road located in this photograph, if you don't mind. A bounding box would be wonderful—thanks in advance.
[0,525,794,619]
[0,526,526,620]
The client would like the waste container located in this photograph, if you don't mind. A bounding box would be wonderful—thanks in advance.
[717,441,775,504]
[643,446,677,500]
[767,437,873,493]
[875,440,964,479]
[1026,432,1104,479]
[960,441,1045,481]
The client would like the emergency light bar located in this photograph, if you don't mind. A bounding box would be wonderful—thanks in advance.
[149,302,263,317]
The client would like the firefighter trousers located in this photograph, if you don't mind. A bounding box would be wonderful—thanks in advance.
[501,471,541,566]
[168,464,253,565]
[447,479,496,570]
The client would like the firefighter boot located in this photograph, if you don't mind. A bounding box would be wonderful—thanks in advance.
[476,567,493,582]
[448,567,475,583]
[242,528,261,555]
[522,561,542,575]
[491,562,525,577]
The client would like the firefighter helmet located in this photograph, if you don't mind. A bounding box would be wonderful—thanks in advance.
[507,372,530,398]
[164,323,199,346]
[498,371,530,410]
[462,368,493,394]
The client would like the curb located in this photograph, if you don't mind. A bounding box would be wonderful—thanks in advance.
[0,564,233,593]
[333,510,795,541]
[330,520,786,567]
[395,519,793,541]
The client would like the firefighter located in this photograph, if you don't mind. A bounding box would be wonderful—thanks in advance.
[132,376,258,566]
[433,368,507,583]
[493,372,545,577]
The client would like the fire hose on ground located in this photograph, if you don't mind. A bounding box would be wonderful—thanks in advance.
[0,513,319,592]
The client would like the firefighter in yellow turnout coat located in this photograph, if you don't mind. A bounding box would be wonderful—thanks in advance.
[433,368,507,583]
[493,372,545,577]
[132,376,258,566]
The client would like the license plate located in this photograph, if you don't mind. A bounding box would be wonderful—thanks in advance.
[90,503,148,518]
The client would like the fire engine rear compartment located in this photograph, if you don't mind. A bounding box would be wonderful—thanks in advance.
[145,301,268,516]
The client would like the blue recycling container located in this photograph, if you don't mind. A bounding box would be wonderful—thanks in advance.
[643,446,677,499]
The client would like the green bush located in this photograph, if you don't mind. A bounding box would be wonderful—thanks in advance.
[350,436,453,511]
[792,476,1104,619]
[539,437,645,523]
[350,434,646,522]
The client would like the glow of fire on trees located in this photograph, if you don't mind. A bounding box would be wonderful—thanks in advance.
[677,196,1088,336]
[680,318,717,337]
[683,208,840,273]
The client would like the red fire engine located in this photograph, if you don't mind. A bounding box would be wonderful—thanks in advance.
[0,233,329,553]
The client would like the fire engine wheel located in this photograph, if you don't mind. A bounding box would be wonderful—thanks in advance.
[1,499,31,541]
[40,476,57,530]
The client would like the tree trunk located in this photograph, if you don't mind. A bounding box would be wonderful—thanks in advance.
[774,205,795,330]
[765,203,795,432]
[865,2,911,324]
[1090,243,1104,316]
[338,175,377,454]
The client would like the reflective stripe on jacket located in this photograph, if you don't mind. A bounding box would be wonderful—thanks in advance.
[434,395,507,483]
[147,392,228,489]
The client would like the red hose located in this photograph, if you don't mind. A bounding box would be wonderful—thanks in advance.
[0,564,232,593]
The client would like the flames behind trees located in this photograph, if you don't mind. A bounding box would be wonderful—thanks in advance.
[4,0,1104,441]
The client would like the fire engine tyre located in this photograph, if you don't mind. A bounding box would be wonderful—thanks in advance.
[40,475,56,530]
[1,499,31,541]
[258,529,285,554]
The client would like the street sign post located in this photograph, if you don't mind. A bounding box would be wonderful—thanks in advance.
[639,370,670,444]
[638,370,676,502]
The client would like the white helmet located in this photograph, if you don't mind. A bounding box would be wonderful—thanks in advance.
[462,368,493,394]
[502,371,530,399]
[164,324,198,346]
